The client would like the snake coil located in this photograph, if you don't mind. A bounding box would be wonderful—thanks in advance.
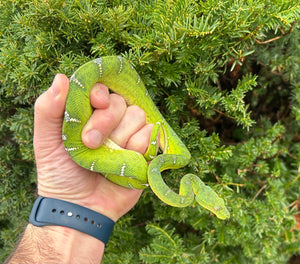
[62,56,230,220]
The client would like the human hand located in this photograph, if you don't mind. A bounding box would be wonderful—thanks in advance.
[33,73,153,221]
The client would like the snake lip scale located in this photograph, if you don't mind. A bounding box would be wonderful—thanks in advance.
[62,56,230,220]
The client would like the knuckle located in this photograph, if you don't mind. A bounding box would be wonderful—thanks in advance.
[101,111,115,125]
[34,92,45,112]
[128,105,146,122]
[111,93,127,109]
[127,137,147,154]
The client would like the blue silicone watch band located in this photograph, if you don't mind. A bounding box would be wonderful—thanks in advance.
[29,196,115,244]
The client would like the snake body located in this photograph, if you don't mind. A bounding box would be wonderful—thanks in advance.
[62,56,230,220]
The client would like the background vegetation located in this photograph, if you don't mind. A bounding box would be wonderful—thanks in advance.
[0,0,299,263]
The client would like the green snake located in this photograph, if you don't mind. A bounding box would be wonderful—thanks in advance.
[62,56,230,220]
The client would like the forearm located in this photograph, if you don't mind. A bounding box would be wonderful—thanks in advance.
[6,224,104,264]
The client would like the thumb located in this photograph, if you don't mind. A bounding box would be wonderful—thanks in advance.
[33,74,69,158]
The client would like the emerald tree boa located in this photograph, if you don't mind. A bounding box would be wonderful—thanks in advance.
[62,56,230,220]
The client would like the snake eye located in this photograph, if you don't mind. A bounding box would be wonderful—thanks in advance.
[214,206,220,211]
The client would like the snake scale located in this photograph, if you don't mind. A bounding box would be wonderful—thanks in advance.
[62,56,230,220]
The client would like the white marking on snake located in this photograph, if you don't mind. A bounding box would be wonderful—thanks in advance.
[186,180,192,185]
[173,156,177,164]
[62,134,67,141]
[70,73,76,81]
[128,182,134,189]
[141,183,150,187]
[70,74,84,89]
[137,74,141,85]
[151,167,160,174]
[120,163,126,176]
[117,56,123,74]
[65,147,80,152]
[64,111,81,123]
[93,58,103,77]
[151,140,157,145]
[180,197,185,204]
[164,189,171,196]
[90,160,96,171]
[214,206,220,212]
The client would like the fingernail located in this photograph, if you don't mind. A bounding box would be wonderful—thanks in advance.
[92,84,110,108]
[51,74,61,97]
[84,129,103,148]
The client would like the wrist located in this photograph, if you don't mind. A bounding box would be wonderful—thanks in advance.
[29,196,115,244]
[38,224,105,257]
[8,224,104,264]
[37,191,121,222]
[37,178,142,222]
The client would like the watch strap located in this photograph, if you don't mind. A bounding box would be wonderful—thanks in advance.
[29,196,115,244]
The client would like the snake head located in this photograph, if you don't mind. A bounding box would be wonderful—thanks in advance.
[211,203,230,220]
[195,185,230,220]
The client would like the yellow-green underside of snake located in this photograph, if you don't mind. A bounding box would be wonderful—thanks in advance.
[62,56,230,220]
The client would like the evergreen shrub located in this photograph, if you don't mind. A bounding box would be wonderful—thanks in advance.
[0,0,299,263]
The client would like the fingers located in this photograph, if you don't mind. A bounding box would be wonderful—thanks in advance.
[82,85,152,154]
[34,74,70,155]
[89,83,110,109]
[109,105,146,148]
[34,74,69,127]
[126,123,154,154]
[35,74,152,156]
[82,93,127,149]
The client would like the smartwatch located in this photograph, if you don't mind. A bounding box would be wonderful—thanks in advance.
[29,196,115,244]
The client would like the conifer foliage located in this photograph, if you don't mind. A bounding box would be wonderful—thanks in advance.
[1,0,299,263]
